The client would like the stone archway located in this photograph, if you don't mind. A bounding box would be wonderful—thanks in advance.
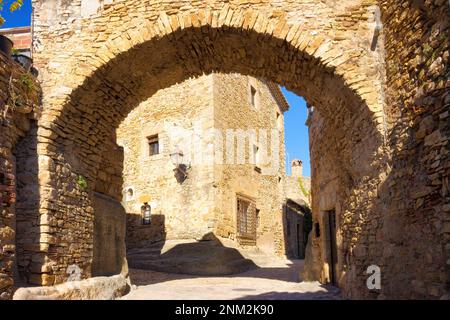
[27,0,388,299]
[0,0,443,301]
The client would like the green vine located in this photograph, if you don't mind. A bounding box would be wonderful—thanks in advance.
[438,33,447,42]
[20,73,34,91]
[6,71,37,114]
[422,43,432,57]
[298,177,310,198]
[76,175,88,190]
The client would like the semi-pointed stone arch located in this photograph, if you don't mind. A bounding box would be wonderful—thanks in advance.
[34,2,385,117]
[26,0,389,298]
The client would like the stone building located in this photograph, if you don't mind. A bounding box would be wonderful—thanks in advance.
[283,159,312,259]
[117,73,290,256]
[284,199,311,259]
[0,0,447,300]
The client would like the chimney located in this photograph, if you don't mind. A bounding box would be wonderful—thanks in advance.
[291,159,303,177]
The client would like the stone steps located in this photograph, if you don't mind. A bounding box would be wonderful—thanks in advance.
[127,239,259,276]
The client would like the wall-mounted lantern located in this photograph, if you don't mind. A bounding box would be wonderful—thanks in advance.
[170,145,189,183]
[141,202,151,225]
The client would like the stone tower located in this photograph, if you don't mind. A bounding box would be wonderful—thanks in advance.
[291,159,303,177]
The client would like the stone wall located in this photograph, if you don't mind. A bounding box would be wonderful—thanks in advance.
[117,74,216,247]
[304,60,385,298]
[213,73,287,256]
[285,175,311,206]
[303,0,449,300]
[285,160,311,207]
[377,0,449,299]
[0,53,40,299]
[14,123,41,285]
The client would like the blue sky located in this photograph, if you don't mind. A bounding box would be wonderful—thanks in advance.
[0,0,32,28]
[1,1,311,177]
[281,89,310,177]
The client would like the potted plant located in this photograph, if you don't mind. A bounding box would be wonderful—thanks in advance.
[0,34,13,56]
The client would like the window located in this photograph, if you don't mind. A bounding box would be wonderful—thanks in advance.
[315,222,321,238]
[253,144,261,172]
[237,199,249,234]
[147,135,159,156]
[236,196,257,245]
[253,144,259,164]
[250,85,258,109]
[256,208,260,229]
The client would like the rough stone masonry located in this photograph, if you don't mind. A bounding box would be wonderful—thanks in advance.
[0,53,40,299]
[0,0,447,300]
[117,72,295,257]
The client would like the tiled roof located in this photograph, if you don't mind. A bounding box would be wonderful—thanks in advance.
[266,82,290,112]
[0,26,31,50]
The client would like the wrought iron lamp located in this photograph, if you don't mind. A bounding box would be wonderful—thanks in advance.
[170,146,189,183]
[141,202,151,225]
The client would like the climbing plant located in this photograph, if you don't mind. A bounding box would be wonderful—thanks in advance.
[20,73,34,91]
[5,70,37,116]
[298,177,310,198]
[0,0,23,26]
[76,175,88,190]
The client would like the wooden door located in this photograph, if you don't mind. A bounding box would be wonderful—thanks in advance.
[327,210,338,286]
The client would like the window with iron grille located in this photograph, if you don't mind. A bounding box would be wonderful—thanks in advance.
[236,196,257,244]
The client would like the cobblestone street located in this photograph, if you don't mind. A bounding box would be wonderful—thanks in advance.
[122,259,341,300]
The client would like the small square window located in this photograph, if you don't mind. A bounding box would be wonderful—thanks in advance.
[315,222,321,238]
[148,135,159,156]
